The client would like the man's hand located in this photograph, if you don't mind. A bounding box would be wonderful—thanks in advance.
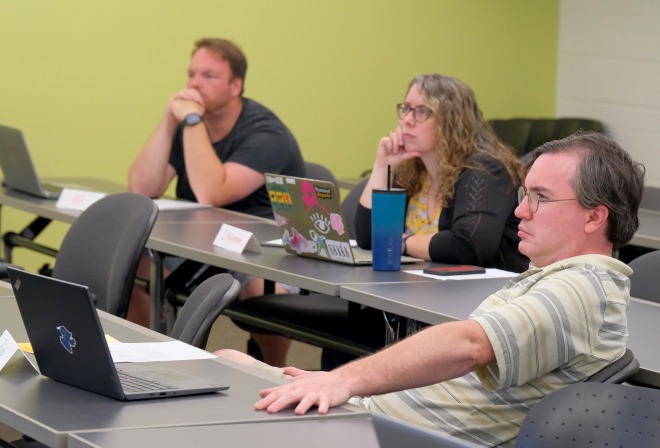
[168,88,205,121]
[255,368,353,415]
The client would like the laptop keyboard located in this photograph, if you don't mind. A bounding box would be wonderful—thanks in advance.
[117,369,176,393]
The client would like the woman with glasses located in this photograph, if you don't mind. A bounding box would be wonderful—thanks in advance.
[356,73,528,272]
[322,74,529,369]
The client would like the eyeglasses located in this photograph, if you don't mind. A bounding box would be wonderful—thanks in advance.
[396,103,432,122]
[518,186,578,213]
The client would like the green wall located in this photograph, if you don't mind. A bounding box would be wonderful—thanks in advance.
[0,0,558,271]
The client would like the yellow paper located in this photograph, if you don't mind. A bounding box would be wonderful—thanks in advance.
[19,335,121,354]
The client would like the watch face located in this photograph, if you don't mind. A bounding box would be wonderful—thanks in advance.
[185,113,202,126]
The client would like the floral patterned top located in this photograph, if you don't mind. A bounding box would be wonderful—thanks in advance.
[405,173,440,236]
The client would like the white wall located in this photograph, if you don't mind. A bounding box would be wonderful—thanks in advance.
[557,0,660,186]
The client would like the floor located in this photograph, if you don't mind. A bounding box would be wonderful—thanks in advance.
[0,316,322,444]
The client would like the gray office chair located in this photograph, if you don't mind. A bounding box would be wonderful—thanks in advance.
[585,348,639,383]
[50,192,158,317]
[170,273,241,349]
[341,178,368,239]
[305,161,339,187]
[0,193,158,318]
[628,250,660,303]
[516,382,660,448]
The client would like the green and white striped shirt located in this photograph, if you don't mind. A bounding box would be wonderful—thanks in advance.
[363,254,631,447]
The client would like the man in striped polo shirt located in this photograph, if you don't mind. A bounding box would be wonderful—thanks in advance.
[217,132,645,447]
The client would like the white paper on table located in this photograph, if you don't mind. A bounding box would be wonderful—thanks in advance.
[108,340,216,363]
[405,268,517,281]
[153,199,212,212]
[56,188,106,211]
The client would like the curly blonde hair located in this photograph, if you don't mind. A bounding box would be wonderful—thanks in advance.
[395,74,524,207]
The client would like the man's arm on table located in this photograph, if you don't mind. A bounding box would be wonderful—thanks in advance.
[179,124,265,206]
[256,319,496,415]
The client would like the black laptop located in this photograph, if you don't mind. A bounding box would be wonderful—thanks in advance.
[0,124,62,199]
[7,268,229,400]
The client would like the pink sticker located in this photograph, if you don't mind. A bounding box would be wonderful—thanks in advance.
[301,180,330,214]
[329,213,345,235]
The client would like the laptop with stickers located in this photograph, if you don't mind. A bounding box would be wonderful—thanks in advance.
[0,124,62,199]
[8,268,228,401]
[264,173,421,266]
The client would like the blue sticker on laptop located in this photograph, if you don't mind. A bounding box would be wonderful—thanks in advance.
[57,325,76,354]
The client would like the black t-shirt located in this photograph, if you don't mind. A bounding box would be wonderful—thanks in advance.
[169,98,305,218]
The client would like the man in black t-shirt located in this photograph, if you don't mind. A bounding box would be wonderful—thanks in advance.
[128,38,304,366]
[130,37,304,217]
[167,96,303,217]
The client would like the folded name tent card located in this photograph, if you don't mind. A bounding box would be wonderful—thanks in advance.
[213,223,263,254]
[56,188,106,211]
[0,330,37,373]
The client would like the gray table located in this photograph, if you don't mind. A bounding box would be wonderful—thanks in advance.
[67,413,480,448]
[0,299,365,448]
[67,418,383,448]
[149,221,434,297]
[0,178,433,297]
[0,179,273,228]
[340,281,660,387]
[340,277,512,324]
[0,177,128,226]
[0,280,14,298]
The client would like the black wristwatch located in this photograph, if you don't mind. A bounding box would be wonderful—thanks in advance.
[183,113,203,127]
[402,234,412,255]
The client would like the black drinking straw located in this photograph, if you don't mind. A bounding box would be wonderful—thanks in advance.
[387,165,391,190]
